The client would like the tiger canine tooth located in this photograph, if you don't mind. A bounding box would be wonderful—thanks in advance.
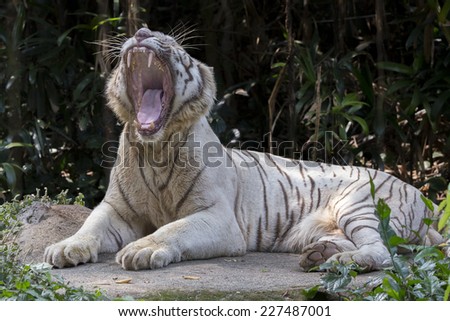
[148,122,155,130]
[127,53,131,68]
[148,51,154,68]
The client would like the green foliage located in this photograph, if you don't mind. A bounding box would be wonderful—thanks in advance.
[0,1,121,206]
[438,183,450,234]
[0,258,105,301]
[0,190,106,301]
[305,179,450,301]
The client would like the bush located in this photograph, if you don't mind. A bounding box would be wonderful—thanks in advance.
[0,190,106,301]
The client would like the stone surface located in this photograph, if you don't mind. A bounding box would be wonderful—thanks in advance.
[50,252,382,299]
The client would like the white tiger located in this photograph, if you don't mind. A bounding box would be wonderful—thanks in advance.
[44,28,448,271]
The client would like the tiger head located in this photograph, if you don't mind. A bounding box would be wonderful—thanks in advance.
[106,28,216,142]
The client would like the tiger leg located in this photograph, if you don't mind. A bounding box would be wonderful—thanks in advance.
[116,207,246,270]
[298,233,357,271]
[44,201,143,268]
[327,207,391,271]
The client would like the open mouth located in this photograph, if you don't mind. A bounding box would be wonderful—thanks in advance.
[124,46,173,136]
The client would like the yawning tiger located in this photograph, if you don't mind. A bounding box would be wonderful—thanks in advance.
[44,28,448,271]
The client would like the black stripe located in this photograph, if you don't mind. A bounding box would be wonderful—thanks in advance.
[307,175,315,212]
[176,167,205,211]
[161,138,184,189]
[159,147,181,191]
[279,217,295,241]
[117,179,141,218]
[224,148,236,169]
[298,162,306,186]
[190,202,216,215]
[295,185,302,219]
[341,213,379,231]
[297,186,306,221]
[278,179,289,220]
[107,227,123,248]
[103,200,135,232]
[234,150,251,167]
[139,166,158,199]
[275,212,282,241]
[257,217,263,251]
[349,224,380,239]
[316,188,322,209]
[338,204,376,222]
[242,150,268,178]
[261,175,269,230]
[373,175,393,196]
[266,153,293,189]
[246,153,269,230]
[390,216,403,234]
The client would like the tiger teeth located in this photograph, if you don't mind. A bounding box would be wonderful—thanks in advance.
[127,53,131,68]
[148,51,154,68]
[148,122,155,130]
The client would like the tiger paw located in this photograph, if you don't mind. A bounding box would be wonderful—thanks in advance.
[327,248,390,271]
[116,236,181,270]
[298,241,341,271]
[44,235,100,268]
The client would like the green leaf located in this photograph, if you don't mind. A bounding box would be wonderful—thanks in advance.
[343,114,369,135]
[56,24,90,46]
[341,93,364,108]
[382,277,402,300]
[91,17,122,31]
[377,198,391,221]
[421,195,435,212]
[415,246,445,262]
[302,285,320,300]
[438,0,450,24]
[271,62,285,69]
[369,174,375,200]
[438,187,450,232]
[422,218,435,226]
[377,61,414,75]
[444,277,450,301]
[386,80,413,95]
[389,235,407,247]
[1,163,17,190]
[73,73,95,101]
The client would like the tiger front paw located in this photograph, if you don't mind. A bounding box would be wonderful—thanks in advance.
[116,236,180,270]
[44,235,100,268]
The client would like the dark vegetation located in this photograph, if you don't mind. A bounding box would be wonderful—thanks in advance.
[1,0,450,207]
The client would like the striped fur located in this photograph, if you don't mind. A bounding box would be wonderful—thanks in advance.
[44,28,447,271]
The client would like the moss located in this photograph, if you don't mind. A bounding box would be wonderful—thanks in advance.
[139,289,313,301]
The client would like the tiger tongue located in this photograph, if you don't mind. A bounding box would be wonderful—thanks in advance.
[137,89,163,126]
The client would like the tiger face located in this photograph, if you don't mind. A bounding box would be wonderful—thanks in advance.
[106,28,216,142]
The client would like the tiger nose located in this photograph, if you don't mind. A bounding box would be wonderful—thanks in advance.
[134,28,152,42]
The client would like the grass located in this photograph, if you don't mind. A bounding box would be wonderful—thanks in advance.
[140,289,312,301]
